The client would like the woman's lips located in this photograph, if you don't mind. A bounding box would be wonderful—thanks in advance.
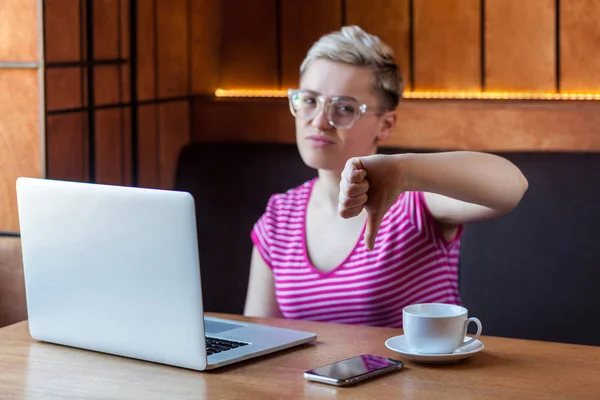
[306,135,335,148]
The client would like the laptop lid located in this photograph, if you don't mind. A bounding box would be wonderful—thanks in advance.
[16,178,208,370]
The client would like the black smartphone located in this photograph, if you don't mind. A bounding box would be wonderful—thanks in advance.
[303,354,404,387]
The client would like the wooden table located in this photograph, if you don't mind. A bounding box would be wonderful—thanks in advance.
[0,313,598,399]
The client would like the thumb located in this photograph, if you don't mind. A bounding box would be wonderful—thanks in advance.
[364,212,384,251]
[350,157,364,171]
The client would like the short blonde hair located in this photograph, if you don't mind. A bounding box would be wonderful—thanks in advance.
[300,25,404,111]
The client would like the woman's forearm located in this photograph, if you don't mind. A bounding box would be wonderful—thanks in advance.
[397,152,528,212]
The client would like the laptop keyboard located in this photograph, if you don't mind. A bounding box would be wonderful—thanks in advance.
[206,337,249,356]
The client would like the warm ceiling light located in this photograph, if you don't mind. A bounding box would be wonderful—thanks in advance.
[214,88,600,101]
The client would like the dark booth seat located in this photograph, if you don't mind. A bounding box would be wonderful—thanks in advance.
[175,142,600,346]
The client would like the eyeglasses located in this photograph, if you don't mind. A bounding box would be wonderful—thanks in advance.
[287,89,379,129]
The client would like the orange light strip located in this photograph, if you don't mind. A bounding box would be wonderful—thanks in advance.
[214,88,600,101]
[215,89,288,98]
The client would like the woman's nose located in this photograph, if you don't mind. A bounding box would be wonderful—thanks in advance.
[310,106,333,130]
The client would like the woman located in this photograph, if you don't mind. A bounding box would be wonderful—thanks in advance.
[244,26,528,327]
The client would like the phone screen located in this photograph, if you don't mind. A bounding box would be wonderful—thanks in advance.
[306,355,401,380]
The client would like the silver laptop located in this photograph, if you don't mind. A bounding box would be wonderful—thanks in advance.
[16,177,316,370]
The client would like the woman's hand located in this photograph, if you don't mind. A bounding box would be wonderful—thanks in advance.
[338,155,405,251]
[339,151,528,250]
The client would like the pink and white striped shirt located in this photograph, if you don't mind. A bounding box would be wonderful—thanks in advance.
[251,178,462,328]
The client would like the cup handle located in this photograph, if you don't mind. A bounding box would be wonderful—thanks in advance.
[458,317,482,349]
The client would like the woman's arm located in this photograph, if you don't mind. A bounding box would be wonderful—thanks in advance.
[400,151,529,224]
[338,152,528,249]
[243,247,283,318]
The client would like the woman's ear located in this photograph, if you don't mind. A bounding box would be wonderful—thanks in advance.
[374,111,397,144]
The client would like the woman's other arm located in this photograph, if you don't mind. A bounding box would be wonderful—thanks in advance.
[244,247,283,318]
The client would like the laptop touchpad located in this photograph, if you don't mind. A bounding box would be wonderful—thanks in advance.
[204,318,244,334]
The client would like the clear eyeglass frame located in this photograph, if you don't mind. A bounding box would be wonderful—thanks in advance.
[287,88,379,129]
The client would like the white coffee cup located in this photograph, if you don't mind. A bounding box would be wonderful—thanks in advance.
[402,303,482,354]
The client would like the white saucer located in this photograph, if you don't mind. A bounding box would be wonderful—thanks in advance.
[385,335,484,364]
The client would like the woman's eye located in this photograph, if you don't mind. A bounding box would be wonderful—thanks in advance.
[303,97,317,105]
[337,104,355,114]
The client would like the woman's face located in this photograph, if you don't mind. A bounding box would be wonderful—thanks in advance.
[294,59,396,174]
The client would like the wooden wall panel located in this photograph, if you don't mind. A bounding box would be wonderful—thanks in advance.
[413,0,481,91]
[345,0,411,90]
[46,113,87,183]
[121,109,132,185]
[0,0,38,62]
[158,101,190,189]
[95,109,128,185]
[191,98,600,152]
[219,0,278,89]
[190,0,221,94]
[192,99,295,143]
[137,0,156,101]
[0,0,41,232]
[156,0,188,98]
[280,0,342,88]
[94,66,120,105]
[44,0,81,62]
[45,68,83,111]
[485,0,556,92]
[394,102,600,151]
[560,0,600,92]
[81,0,88,59]
[0,70,41,232]
[120,0,130,103]
[138,104,159,188]
[44,0,205,193]
[0,237,27,328]
[93,0,120,59]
